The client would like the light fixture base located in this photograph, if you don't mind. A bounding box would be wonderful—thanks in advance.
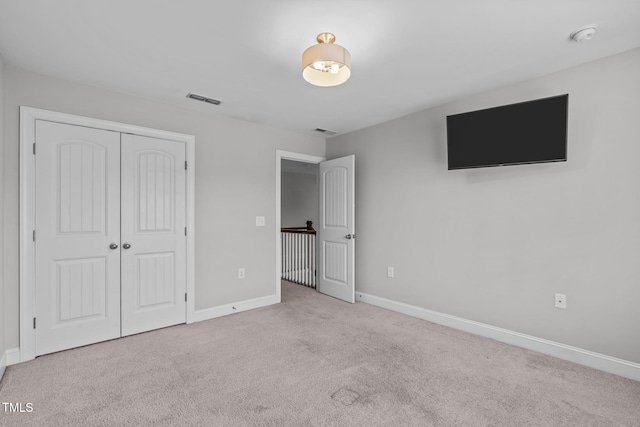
[316,33,336,44]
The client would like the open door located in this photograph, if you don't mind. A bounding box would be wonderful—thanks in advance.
[318,155,355,303]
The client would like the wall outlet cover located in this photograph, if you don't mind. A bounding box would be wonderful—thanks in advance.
[555,293,567,309]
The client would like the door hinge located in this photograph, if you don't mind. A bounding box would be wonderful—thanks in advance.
[33,230,36,242]
[185,227,187,236]
[185,293,187,302]
[33,317,36,329]
[185,161,188,170]
[33,143,36,155]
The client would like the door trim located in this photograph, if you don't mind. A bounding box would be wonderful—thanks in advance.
[19,106,196,362]
[275,150,325,302]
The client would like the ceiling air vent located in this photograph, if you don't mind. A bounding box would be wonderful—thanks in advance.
[313,128,338,136]
[186,92,222,105]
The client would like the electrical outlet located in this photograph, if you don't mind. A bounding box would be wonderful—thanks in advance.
[387,267,394,278]
[238,268,246,279]
[256,216,265,226]
[555,293,566,309]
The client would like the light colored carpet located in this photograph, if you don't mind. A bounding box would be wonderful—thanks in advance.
[1,281,639,426]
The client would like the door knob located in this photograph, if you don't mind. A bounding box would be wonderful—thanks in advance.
[345,234,352,240]
[109,243,118,250]
[122,243,131,250]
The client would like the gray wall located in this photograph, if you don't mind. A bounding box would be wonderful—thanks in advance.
[326,48,640,363]
[281,170,318,229]
[0,54,5,360]
[2,66,325,349]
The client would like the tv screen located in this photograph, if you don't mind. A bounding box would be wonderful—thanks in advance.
[446,94,568,170]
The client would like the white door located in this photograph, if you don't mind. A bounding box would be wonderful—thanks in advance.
[318,155,355,303]
[120,134,187,336]
[35,120,121,355]
[34,122,187,355]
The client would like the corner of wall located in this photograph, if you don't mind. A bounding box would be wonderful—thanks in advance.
[0,52,6,379]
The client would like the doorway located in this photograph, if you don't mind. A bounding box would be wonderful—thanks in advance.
[281,159,319,289]
[275,150,356,304]
[276,151,323,302]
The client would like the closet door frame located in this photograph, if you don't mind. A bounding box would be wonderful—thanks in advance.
[19,107,196,362]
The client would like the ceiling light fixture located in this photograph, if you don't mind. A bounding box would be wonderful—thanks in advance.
[302,33,351,87]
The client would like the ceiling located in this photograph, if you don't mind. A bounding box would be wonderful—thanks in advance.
[1,1,639,139]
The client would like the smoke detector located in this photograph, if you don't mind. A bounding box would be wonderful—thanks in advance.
[570,27,597,42]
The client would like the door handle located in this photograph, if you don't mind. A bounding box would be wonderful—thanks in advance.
[122,243,132,250]
[109,243,118,250]
[345,234,353,240]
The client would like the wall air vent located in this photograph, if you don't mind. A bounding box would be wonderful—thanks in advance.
[313,128,338,136]
[186,93,222,105]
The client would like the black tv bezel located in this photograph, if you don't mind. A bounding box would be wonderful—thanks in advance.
[446,94,569,171]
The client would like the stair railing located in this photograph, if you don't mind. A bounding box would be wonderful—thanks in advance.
[281,221,316,288]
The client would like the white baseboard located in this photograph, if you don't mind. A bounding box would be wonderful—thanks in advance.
[194,294,279,323]
[0,350,6,380]
[1,348,21,379]
[356,292,640,382]
[6,348,20,366]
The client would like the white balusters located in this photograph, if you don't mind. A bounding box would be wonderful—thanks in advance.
[281,223,316,288]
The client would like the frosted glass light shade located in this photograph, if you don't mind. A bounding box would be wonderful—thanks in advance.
[302,33,351,87]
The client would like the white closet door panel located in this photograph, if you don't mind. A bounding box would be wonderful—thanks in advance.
[34,120,121,356]
[120,134,187,336]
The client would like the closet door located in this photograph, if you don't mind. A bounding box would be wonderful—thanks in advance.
[120,134,187,336]
[34,120,121,356]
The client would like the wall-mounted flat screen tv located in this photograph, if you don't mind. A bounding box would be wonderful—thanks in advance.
[446,94,568,170]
